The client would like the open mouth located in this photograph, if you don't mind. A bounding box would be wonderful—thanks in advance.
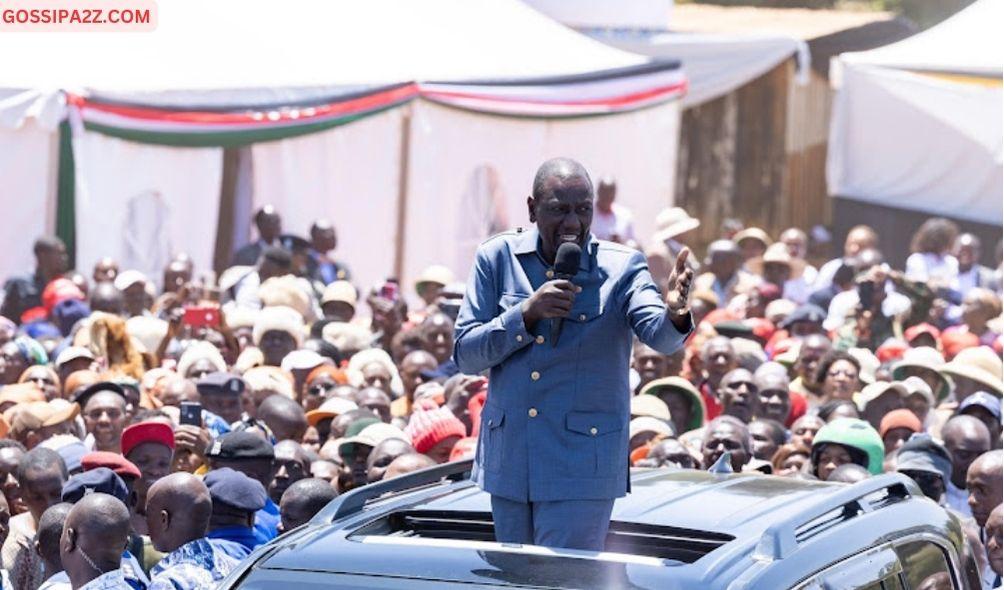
[557,233,580,244]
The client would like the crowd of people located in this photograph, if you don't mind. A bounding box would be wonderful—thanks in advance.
[0,188,1000,589]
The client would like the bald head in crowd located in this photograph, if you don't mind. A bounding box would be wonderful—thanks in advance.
[967,450,1003,528]
[279,478,338,533]
[145,472,213,553]
[942,415,992,489]
[383,453,435,480]
[258,394,308,442]
[61,493,131,589]
[89,282,125,316]
[160,378,199,407]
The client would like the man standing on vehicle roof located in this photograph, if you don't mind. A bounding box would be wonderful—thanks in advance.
[454,158,693,551]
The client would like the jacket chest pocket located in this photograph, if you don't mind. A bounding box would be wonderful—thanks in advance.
[479,404,506,472]
[565,411,623,476]
[565,290,603,326]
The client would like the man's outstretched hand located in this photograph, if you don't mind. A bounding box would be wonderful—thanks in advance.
[666,248,694,330]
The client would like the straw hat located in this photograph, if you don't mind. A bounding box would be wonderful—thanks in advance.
[652,207,700,243]
[732,227,773,249]
[855,381,908,413]
[305,397,359,427]
[630,394,671,422]
[939,346,1003,396]
[415,266,455,293]
[891,347,951,401]
[747,243,806,279]
[259,276,312,320]
[321,281,357,308]
[848,348,880,385]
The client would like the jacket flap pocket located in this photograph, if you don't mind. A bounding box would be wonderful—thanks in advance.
[481,403,505,429]
[567,290,602,322]
[566,411,622,435]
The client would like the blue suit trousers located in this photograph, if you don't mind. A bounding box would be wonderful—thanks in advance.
[491,495,615,551]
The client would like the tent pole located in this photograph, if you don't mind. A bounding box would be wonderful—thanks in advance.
[55,120,77,268]
[393,102,413,281]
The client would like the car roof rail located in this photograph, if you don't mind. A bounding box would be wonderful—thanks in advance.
[316,459,474,523]
[753,473,918,561]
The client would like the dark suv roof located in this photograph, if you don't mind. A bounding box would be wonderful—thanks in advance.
[221,461,973,590]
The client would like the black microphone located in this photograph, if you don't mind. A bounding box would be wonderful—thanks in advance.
[550,242,581,346]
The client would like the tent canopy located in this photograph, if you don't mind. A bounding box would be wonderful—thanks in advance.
[838,0,1002,77]
[0,0,651,109]
[0,0,689,294]
[827,0,1002,225]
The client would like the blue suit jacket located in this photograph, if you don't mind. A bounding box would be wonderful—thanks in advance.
[454,228,691,502]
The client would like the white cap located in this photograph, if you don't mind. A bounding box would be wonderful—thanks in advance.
[629,416,674,440]
[113,270,150,291]
[280,349,331,372]
[54,346,95,369]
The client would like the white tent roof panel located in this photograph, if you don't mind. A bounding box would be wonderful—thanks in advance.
[839,0,1002,77]
[0,0,648,103]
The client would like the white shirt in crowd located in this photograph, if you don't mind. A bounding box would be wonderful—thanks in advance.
[823,285,912,332]
[905,252,959,283]
[813,258,843,289]
[591,204,636,244]
[783,265,818,304]
[945,480,973,518]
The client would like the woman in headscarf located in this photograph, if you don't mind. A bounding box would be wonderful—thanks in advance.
[0,336,48,385]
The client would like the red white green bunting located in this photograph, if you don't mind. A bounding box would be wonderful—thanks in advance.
[68,61,686,147]
[67,84,419,147]
[420,64,686,117]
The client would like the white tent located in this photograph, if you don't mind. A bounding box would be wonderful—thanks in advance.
[594,31,808,108]
[0,0,686,297]
[827,0,1003,224]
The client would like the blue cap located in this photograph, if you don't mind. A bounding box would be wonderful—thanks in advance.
[204,467,267,513]
[52,299,91,336]
[897,433,952,486]
[197,372,246,397]
[958,391,1002,421]
[56,440,89,473]
[62,467,128,504]
[779,304,827,329]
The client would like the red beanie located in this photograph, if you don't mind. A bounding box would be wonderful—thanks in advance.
[405,406,468,454]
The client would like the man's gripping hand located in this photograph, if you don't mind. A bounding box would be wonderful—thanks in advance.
[520,280,576,331]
